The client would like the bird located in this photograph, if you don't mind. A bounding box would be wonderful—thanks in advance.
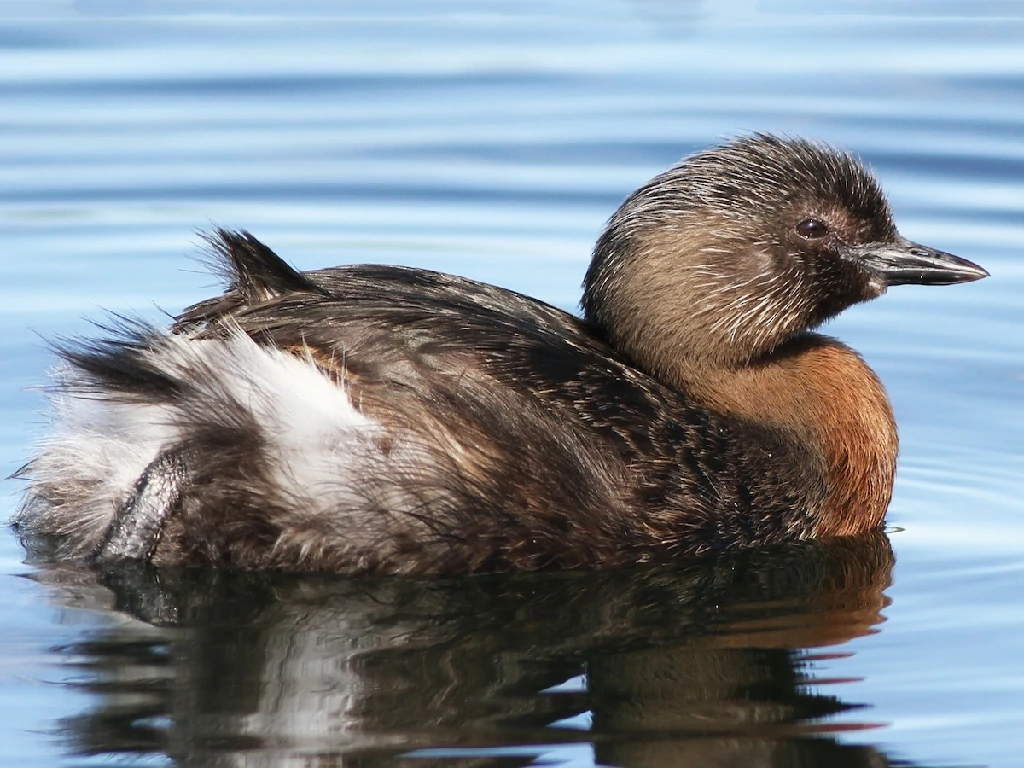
[13,134,988,576]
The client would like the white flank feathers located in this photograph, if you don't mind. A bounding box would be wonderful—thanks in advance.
[21,330,386,554]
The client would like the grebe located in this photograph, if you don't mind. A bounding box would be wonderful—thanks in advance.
[14,135,987,575]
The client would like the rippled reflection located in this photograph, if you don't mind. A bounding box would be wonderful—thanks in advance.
[26,533,941,766]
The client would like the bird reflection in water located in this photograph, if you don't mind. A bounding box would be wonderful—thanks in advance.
[33,532,937,767]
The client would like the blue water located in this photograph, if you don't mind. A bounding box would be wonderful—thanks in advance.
[2,2,1023,766]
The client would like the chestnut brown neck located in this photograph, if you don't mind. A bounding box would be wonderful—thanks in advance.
[676,334,898,536]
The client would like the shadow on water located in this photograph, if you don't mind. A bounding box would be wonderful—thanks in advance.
[28,532,938,767]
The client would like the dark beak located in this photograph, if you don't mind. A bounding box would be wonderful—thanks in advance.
[843,237,989,286]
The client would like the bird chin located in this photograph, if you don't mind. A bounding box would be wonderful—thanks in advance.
[867,277,888,296]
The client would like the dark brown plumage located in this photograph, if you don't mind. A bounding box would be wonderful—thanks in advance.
[13,134,988,575]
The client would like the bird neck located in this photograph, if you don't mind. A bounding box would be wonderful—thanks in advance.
[676,334,898,535]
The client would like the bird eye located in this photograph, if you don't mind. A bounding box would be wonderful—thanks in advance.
[796,218,830,239]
